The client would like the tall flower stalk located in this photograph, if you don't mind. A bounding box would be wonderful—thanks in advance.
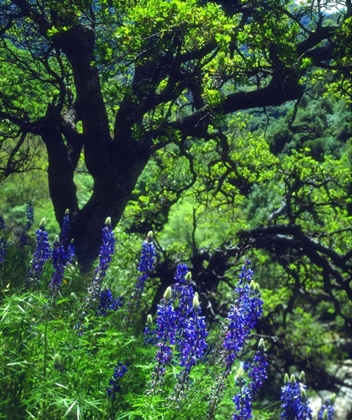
[19,203,34,248]
[173,292,208,401]
[318,399,334,420]
[149,286,177,393]
[231,339,268,419]
[49,235,67,298]
[107,362,128,398]
[207,260,264,419]
[27,218,51,284]
[83,217,116,317]
[125,231,155,330]
[280,372,313,420]
[149,265,208,401]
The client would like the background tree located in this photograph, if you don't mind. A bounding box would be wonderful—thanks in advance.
[1,0,351,270]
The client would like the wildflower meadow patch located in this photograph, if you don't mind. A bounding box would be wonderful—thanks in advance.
[0,208,335,419]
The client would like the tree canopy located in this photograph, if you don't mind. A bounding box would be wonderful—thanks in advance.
[0,0,351,272]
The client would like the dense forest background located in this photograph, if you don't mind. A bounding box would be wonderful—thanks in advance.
[0,0,351,418]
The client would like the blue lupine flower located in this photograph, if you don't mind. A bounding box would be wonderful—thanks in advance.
[208,261,264,419]
[25,203,34,231]
[223,260,263,371]
[0,238,6,264]
[96,288,123,317]
[125,232,156,329]
[49,236,67,295]
[231,339,267,419]
[132,232,156,303]
[29,219,51,282]
[172,265,195,351]
[245,338,268,394]
[318,400,334,420]
[174,263,189,284]
[67,240,75,263]
[174,293,208,397]
[95,217,115,279]
[144,314,157,345]
[107,362,127,398]
[151,286,178,390]
[178,293,208,372]
[19,232,28,249]
[60,209,70,247]
[232,384,253,420]
[87,217,116,305]
[280,373,313,420]
[18,203,34,248]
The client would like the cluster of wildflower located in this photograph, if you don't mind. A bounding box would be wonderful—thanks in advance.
[150,286,178,391]
[0,215,6,264]
[207,260,265,419]
[48,210,76,296]
[173,264,195,348]
[84,217,116,314]
[125,232,156,329]
[60,209,70,247]
[232,368,253,420]
[67,239,75,263]
[49,235,67,295]
[19,203,34,248]
[280,372,313,420]
[148,264,208,397]
[223,260,263,372]
[96,288,123,317]
[25,203,34,231]
[174,292,208,398]
[107,362,128,398]
[144,314,158,344]
[231,339,268,419]
[28,218,51,283]
[136,231,156,293]
[95,217,115,280]
[318,398,335,420]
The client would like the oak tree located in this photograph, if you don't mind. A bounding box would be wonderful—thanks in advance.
[0,0,351,269]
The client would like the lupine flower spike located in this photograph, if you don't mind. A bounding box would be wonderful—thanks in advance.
[125,231,156,329]
[150,286,177,393]
[144,314,157,345]
[25,203,34,231]
[318,397,335,420]
[232,339,268,420]
[280,372,313,420]
[135,231,156,298]
[232,367,252,420]
[49,235,67,297]
[60,209,70,247]
[96,288,123,317]
[173,292,208,400]
[83,217,116,318]
[0,237,6,264]
[19,203,34,248]
[208,260,264,418]
[107,362,128,399]
[28,218,51,284]
[173,266,195,349]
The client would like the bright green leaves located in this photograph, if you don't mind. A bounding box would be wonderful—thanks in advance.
[278,149,352,253]
[114,0,234,56]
